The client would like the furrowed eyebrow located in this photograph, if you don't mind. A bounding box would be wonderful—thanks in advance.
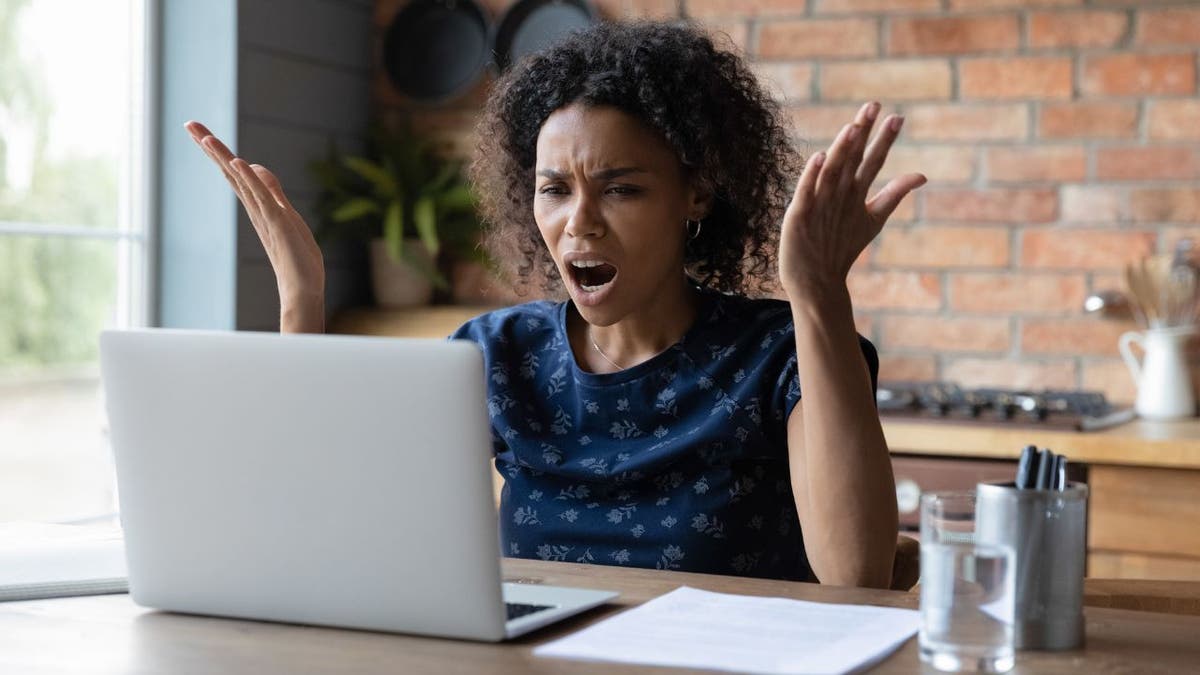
[536,168,568,180]
[536,167,648,180]
[592,167,647,180]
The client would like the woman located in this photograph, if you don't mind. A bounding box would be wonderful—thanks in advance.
[185,21,924,588]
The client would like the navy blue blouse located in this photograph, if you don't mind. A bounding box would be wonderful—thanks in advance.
[450,287,878,580]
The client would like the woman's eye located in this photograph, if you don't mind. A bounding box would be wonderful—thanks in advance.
[606,185,640,196]
[538,185,567,195]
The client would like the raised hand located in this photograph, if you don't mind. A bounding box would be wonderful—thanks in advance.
[185,121,326,333]
[779,101,926,300]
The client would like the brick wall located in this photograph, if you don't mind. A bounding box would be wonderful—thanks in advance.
[373,0,1200,404]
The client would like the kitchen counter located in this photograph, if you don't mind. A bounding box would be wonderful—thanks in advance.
[882,417,1200,470]
[885,416,1200,582]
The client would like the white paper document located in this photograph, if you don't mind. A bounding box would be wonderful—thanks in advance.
[0,522,127,602]
[535,586,920,674]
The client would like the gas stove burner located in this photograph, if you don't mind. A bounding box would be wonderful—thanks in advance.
[876,382,1135,431]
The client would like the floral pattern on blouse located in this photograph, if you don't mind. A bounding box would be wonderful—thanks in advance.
[451,287,879,580]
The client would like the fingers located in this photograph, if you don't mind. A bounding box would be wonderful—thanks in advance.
[788,151,826,222]
[220,153,272,247]
[815,122,858,203]
[185,121,248,194]
[186,121,236,165]
[231,158,276,218]
[188,125,254,208]
[205,140,264,218]
[251,164,294,211]
[185,122,277,245]
[866,173,927,227]
[251,164,322,259]
[184,120,215,143]
[815,103,910,209]
[857,114,906,196]
[200,139,253,206]
[837,102,880,196]
[186,122,288,216]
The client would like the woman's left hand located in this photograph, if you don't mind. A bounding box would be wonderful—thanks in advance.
[779,101,926,300]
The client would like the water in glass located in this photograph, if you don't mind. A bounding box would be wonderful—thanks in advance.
[920,541,1014,673]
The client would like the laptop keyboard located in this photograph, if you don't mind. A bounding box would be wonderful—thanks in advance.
[506,602,555,620]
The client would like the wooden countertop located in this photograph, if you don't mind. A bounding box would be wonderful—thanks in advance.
[883,417,1200,470]
[330,305,1200,471]
[4,558,1200,673]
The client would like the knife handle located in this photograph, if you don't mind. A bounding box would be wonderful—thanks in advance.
[1035,448,1054,490]
[1016,445,1037,489]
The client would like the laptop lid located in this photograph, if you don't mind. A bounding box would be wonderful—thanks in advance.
[100,329,508,641]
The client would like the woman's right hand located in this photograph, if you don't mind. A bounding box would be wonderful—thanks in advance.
[185,121,326,333]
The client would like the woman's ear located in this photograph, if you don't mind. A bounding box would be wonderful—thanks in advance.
[687,177,715,221]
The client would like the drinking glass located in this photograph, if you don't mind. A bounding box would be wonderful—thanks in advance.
[919,491,1015,673]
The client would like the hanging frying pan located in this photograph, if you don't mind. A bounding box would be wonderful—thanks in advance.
[492,0,597,71]
[382,0,491,103]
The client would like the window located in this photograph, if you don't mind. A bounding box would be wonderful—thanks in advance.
[0,0,153,522]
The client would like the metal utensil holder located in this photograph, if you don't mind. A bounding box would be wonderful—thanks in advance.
[975,481,1088,651]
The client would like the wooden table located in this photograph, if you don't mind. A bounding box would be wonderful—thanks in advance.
[2,559,1198,674]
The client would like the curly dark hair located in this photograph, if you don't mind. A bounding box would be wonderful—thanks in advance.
[470,20,800,297]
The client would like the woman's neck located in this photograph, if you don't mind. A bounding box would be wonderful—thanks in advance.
[574,276,700,372]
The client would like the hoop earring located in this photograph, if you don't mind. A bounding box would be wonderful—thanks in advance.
[685,218,703,240]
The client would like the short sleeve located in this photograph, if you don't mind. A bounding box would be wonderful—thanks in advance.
[446,309,511,456]
[443,302,561,462]
[448,317,478,343]
[767,332,881,442]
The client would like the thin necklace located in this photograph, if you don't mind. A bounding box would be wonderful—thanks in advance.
[590,333,624,370]
[585,285,700,371]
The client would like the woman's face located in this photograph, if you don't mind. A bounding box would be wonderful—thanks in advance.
[534,103,707,326]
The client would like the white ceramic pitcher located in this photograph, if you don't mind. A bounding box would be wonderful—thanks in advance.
[1119,326,1197,420]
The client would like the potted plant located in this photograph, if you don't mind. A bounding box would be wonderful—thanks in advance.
[309,125,483,307]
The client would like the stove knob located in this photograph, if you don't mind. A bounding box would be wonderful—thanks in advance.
[896,478,921,515]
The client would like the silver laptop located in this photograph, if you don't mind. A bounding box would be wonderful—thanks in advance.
[99,328,616,641]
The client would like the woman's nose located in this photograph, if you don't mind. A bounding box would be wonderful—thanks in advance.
[564,194,604,239]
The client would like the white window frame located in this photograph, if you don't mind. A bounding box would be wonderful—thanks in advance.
[0,0,156,330]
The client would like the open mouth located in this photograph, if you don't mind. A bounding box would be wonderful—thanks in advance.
[569,260,618,293]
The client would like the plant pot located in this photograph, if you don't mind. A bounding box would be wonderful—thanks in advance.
[369,238,435,308]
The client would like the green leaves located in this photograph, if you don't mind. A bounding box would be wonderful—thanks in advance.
[308,123,488,286]
[413,195,438,257]
[331,198,379,223]
[436,185,475,213]
[343,156,395,197]
[384,200,404,260]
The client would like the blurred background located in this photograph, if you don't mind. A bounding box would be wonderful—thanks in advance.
[374,0,1200,404]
